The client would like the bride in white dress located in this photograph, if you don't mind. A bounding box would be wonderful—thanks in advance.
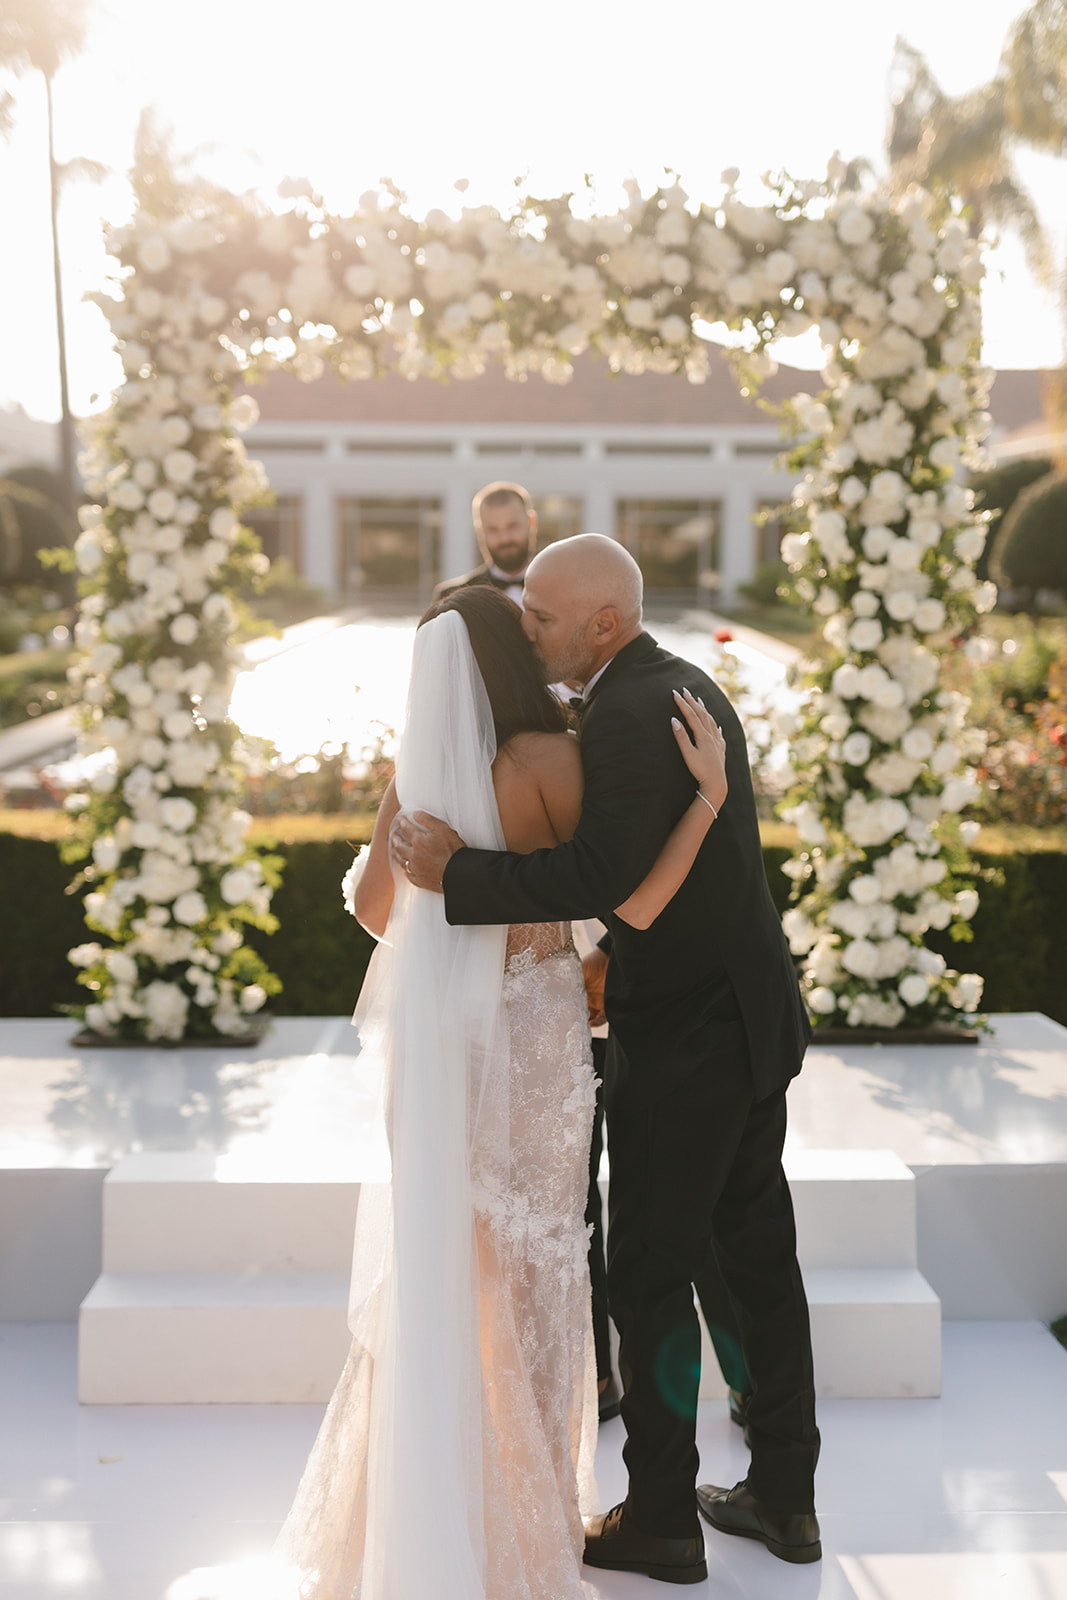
[270,586,726,1600]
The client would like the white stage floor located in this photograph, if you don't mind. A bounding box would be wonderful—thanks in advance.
[1,1319,1066,1599]
[3,1012,1067,1173]
[3,1014,1067,1322]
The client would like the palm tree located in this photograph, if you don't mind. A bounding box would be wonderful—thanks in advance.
[0,1,95,530]
[0,463,67,585]
[1001,0,1067,158]
[887,36,1051,280]
[888,3,1067,469]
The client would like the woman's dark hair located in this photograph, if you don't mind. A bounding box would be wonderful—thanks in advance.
[419,585,567,747]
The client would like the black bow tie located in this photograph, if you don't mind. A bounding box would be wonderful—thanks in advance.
[567,696,586,717]
[489,571,525,589]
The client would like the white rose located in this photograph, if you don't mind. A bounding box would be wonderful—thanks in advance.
[832,663,862,699]
[69,942,104,968]
[92,835,121,873]
[780,532,810,569]
[841,731,872,765]
[173,890,208,926]
[220,865,258,905]
[866,752,923,795]
[931,740,961,775]
[871,678,906,710]
[940,776,979,811]
[782,909,818,955]
[160,796,197,832]
[341,848,370,918]
[240,983,267,1014]
[885,589,919,621]
[841,937,880,978]
[954,973,984,1010]
[169,613,199,646]
[811,510,851,565]
[929,436,960,472]
[902,727,934,761]
[848,618,884,652]
[913,599,947,634]
[848,875,882,905]
[954,525,986,564]
[659,314,690,345]
[127,550,157,584]
[162,709,196,741]
[111,480,145,512]
[161,415,192,447]
[229,395,260,432]
[954,889,979,920]
[622,298,656,329]
[139,979,188,1041]
[908,515,942,551]
[837,208,874,247]
[163,449,198,486]
[899,972,930,1007]
[807,987,838,1015]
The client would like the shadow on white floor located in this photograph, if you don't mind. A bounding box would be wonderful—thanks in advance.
[2,1321,1067,1598]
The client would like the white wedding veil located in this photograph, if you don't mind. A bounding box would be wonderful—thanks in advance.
[273,609,511,1599]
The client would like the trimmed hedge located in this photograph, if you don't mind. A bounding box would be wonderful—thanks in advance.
[2,829,1066,1025]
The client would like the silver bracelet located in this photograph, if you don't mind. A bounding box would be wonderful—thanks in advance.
[696,789,718,820]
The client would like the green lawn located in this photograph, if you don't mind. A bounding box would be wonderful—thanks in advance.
[0,647,73,730]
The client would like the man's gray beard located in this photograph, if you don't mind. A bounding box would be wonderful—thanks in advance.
[540,623,593,687]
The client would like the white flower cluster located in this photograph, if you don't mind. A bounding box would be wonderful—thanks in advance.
[764,192,990,1028]
[73,154,991,1036]
[66,187,282,1040]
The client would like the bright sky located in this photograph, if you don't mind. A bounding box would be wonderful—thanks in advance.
[0,0,1063,422]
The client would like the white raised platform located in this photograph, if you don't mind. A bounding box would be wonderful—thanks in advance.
[2,1013,1065,1337]
[78,1142,940,1403]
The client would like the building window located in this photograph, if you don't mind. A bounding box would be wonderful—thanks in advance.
[616,499,721,600]
[533,494,584,550]
[244,495,303,570]
[755,500,787,568]
[336,497,442,599]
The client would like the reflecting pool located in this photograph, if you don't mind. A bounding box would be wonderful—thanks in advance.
[227,611,795,762]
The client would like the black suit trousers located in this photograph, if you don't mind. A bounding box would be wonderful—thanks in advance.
[605,1018,819,1536]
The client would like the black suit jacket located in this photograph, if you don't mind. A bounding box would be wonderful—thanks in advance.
[443,631,810,1102]
[434,565,500,601]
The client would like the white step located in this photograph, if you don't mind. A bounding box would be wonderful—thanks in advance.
[785,1149,919,1270]
[697,1266,941,1400]
[78,1271,351,1403]
[104,1148,917,1276]
[80,1149,940,1403]
[803,1267,941,1397]
[100,1152,359,1274]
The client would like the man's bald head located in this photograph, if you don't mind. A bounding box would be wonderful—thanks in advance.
[521,534,644,686]
[527,534,643,626]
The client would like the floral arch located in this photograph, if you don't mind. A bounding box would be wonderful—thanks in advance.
[68,150,992,1041]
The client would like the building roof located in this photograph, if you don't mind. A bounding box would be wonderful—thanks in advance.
[249,348,1049,435]
[250,348,820,428]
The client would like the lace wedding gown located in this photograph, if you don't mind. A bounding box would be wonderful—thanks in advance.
[270,612,599,1600]
[274,921,598,1600]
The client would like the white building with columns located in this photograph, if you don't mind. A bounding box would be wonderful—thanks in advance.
[235,353,1042,609]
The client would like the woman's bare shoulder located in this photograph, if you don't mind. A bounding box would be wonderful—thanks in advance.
[498,730,581,777]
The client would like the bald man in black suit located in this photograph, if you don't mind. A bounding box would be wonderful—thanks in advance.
[394,535,820,1583]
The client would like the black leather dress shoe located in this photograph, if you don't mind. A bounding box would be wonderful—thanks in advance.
[697,1481,821,1564]
[598,1373,622,1422]
[584,1502,707,1585]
